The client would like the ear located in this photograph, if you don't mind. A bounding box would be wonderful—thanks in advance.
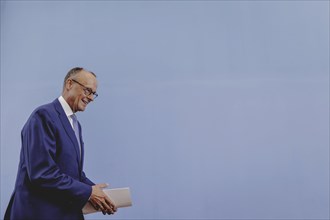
[65,79,73,90]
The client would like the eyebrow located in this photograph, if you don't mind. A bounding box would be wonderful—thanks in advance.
[72,79,97,93]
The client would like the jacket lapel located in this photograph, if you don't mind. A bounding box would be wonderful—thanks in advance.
[53,99,81,169]
[78,122,85,170]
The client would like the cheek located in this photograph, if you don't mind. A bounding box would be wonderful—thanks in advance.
[77,95,86,105]
[77,94,84,100]
[75,96,82,105]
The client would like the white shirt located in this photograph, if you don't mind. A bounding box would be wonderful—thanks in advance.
[58,96,75,129]
[58,96,82,158]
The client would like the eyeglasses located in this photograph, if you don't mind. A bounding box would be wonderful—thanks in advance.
[71,79,98,99]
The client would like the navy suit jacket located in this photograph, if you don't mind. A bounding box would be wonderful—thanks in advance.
[5,99,94,220]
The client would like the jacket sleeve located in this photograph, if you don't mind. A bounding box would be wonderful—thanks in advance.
[22,109,92,209]
[81,171,95,186]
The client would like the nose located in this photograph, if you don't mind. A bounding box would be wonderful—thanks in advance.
[87,93,94,102]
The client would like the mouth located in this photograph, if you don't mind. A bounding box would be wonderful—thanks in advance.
[82,99,89,106]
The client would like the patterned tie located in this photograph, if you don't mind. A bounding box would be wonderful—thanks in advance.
[71,114,81,160]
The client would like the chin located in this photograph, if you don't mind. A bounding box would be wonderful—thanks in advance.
[79,106,87,112]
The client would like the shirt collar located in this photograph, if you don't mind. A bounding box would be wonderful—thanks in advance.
[58,96,74,117]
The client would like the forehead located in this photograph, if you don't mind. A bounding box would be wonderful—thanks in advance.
[76,71,98,90]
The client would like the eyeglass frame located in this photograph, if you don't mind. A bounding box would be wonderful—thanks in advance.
[70,79,98,99]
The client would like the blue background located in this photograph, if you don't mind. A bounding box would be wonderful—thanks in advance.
[1,1,329,219]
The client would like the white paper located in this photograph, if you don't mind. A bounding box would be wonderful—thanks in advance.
[83,187,132,214]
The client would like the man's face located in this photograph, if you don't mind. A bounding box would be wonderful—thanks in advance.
[66,71,98,113]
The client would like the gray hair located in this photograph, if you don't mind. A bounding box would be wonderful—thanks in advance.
[63,67,96,89]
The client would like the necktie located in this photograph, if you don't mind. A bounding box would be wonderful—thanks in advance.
[71,114,81,159]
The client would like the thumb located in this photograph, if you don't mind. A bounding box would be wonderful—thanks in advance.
[96,183,109,188]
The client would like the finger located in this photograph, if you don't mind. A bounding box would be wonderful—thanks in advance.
[104,196,112,205]
[104,201,116,214]
[96,200,106,212]
[102,195,116,213]
[90,200,102,211]
[100,199,112,212]
[104,195,114,205]
[104,197,117,211]
[90,199,109,214]
[106,209,114,215]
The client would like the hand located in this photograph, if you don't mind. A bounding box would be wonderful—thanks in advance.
[89,183,117,215]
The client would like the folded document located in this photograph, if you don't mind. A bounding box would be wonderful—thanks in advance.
[83,187,132,214]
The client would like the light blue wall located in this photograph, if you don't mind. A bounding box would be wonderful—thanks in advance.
[1,1,329,219]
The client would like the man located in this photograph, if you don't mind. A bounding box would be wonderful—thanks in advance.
[4,67,117,220]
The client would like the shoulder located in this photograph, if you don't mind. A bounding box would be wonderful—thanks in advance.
[22,100,60,134]
[29,100,59,122]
